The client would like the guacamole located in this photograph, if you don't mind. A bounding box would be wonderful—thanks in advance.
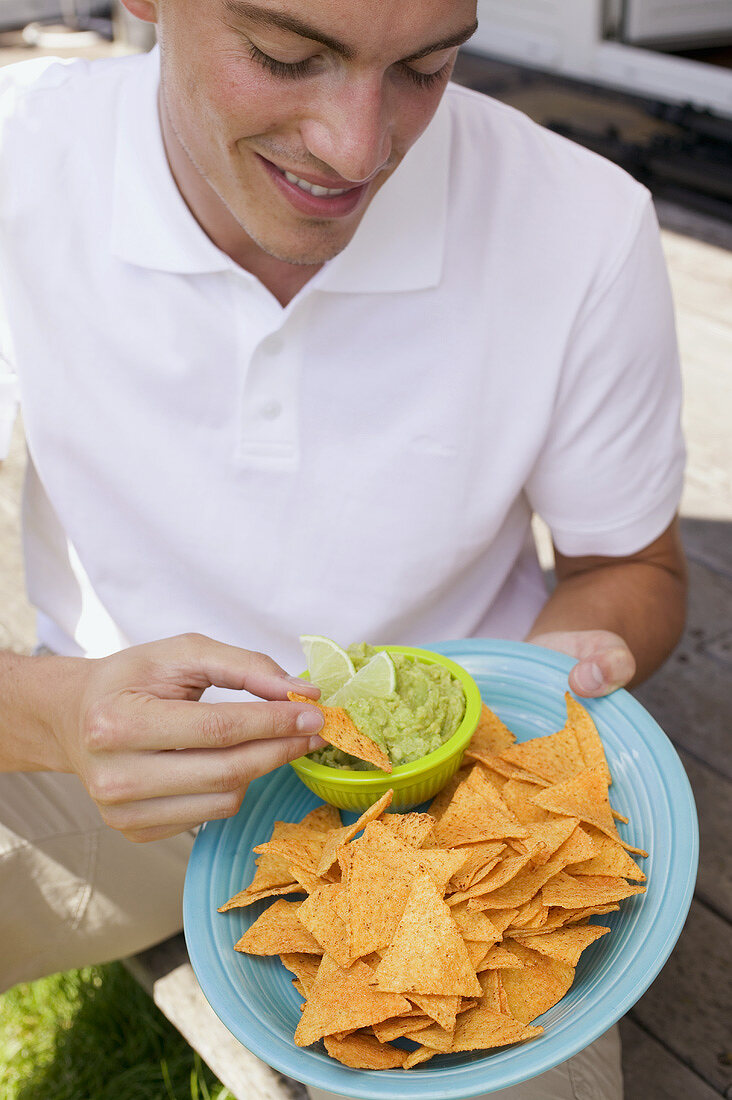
[309,643,466,771]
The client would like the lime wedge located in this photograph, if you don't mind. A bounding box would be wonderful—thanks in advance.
[326,650,397,707]
[299,634,355,699]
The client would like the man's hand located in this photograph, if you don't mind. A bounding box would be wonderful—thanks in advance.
[12,634,327,843]
[527,629,636,698]
[525,519,686,694]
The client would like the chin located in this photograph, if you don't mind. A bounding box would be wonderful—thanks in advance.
[245,220,356,267]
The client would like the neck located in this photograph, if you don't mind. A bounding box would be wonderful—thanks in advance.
[157,91,322,307]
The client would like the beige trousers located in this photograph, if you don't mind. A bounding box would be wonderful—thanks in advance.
[0,770,193,992]
[1,770,622,1099]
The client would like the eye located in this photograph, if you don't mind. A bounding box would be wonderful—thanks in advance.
[400,60,452,89]
[248,42,315,80]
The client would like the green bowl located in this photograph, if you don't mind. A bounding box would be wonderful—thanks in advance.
[289,645,482,811]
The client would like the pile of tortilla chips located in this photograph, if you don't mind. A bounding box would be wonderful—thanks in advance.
[218,693,647,1070]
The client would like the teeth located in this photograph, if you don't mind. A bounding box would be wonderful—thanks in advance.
[283,170,348,197]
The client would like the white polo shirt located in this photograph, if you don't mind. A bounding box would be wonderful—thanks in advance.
[0,48,684,675]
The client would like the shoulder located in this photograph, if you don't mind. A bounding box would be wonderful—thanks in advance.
[0,51,148,150]
[0,52,150,215]
[440,82,651,271]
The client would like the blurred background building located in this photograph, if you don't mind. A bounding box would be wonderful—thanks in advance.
[1,0,731,222]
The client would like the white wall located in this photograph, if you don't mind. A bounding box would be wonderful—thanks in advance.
[472,0,732,118]
[624,0,732,45]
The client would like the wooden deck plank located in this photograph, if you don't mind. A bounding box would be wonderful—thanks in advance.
[682,517,732,580]
[629,900,732,1096]
[124,936,306,1100]
[620,1017,722,1100]
[635,558,732,779]
[676,750,732,924]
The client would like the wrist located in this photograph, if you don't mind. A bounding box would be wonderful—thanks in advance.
[0,651,89,772]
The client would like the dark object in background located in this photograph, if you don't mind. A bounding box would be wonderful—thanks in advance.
[454,50,732,226]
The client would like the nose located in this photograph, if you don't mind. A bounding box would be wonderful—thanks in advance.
[301,74,393,184]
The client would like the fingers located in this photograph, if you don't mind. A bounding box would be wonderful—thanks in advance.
[569,645,636,697]
[149,633,321,701]
[87,734,327,804]
[95,734,326,839]
[83,695,325,753]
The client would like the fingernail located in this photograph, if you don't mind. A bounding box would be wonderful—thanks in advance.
[287,676,319,692]
[296,709,324,734]
[574,661,604,693]
[308,736,328,752]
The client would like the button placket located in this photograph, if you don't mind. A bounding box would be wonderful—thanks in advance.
[236,329,299,468]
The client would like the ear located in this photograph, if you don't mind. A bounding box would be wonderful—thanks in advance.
[119,0,158,23]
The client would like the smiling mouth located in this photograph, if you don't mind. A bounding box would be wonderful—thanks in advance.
[280,170,351,198]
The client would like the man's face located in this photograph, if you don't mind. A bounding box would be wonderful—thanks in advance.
[157,0,477,266]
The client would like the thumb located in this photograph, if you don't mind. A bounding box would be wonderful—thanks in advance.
[146,633,322,702]
[569,645,636,698]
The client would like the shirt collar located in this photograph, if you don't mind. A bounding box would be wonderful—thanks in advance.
[111,46,451,292]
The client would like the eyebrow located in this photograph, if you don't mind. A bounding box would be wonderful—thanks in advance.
[223,1,478,63]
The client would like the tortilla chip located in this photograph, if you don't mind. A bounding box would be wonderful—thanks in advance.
[498,941,575,1023]
[541,872,645,909]
[289,864,330,894]
[288,692,392,772]
[221,807,341,909]
[380,812,435,848]
[469,703,517,756]
[234,900,322,955]
[512,924,610,966]
[431,768,528,848]
[477,943,526,971]
[566,827,646,881]
[564,693,612,785]
[530,769,639,850]
[467,750,550,787]
[465,941,492,969]
[403,1045,438,1069]
[500,778,554,825]
[315,789,394,876]
[507,894,547,931]
[371,1013,433,1042]
[561,903,621,924]
[448,846,540,907]
[450,902,501,945]
[294,955,411,1047]
[296,883,352,969]
[218,881,303,911]
[403,1020,455,1051]
[427,768,470,821]
[448,841,507,893]
[451,1000,543,1052]
[407,993,461,1032]
[323,1031,408,1069]
[346,840,412,959]
[279,952,321,995]
[299,804,344,833]
[372,872,482,998]
[346,826,468,959]
[499,724,586,786]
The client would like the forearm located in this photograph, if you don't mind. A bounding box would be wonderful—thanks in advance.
[527,559,687,687]
[0,650,82,772]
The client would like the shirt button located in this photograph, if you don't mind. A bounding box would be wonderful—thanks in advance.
[261,400,283,420]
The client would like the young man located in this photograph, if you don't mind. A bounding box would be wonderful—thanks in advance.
[0,0,686,1095]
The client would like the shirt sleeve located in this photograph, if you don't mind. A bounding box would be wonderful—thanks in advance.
[0,355,19,460]
[525,193,685,558]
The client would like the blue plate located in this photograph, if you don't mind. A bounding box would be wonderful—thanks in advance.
[183,640,698,1098]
